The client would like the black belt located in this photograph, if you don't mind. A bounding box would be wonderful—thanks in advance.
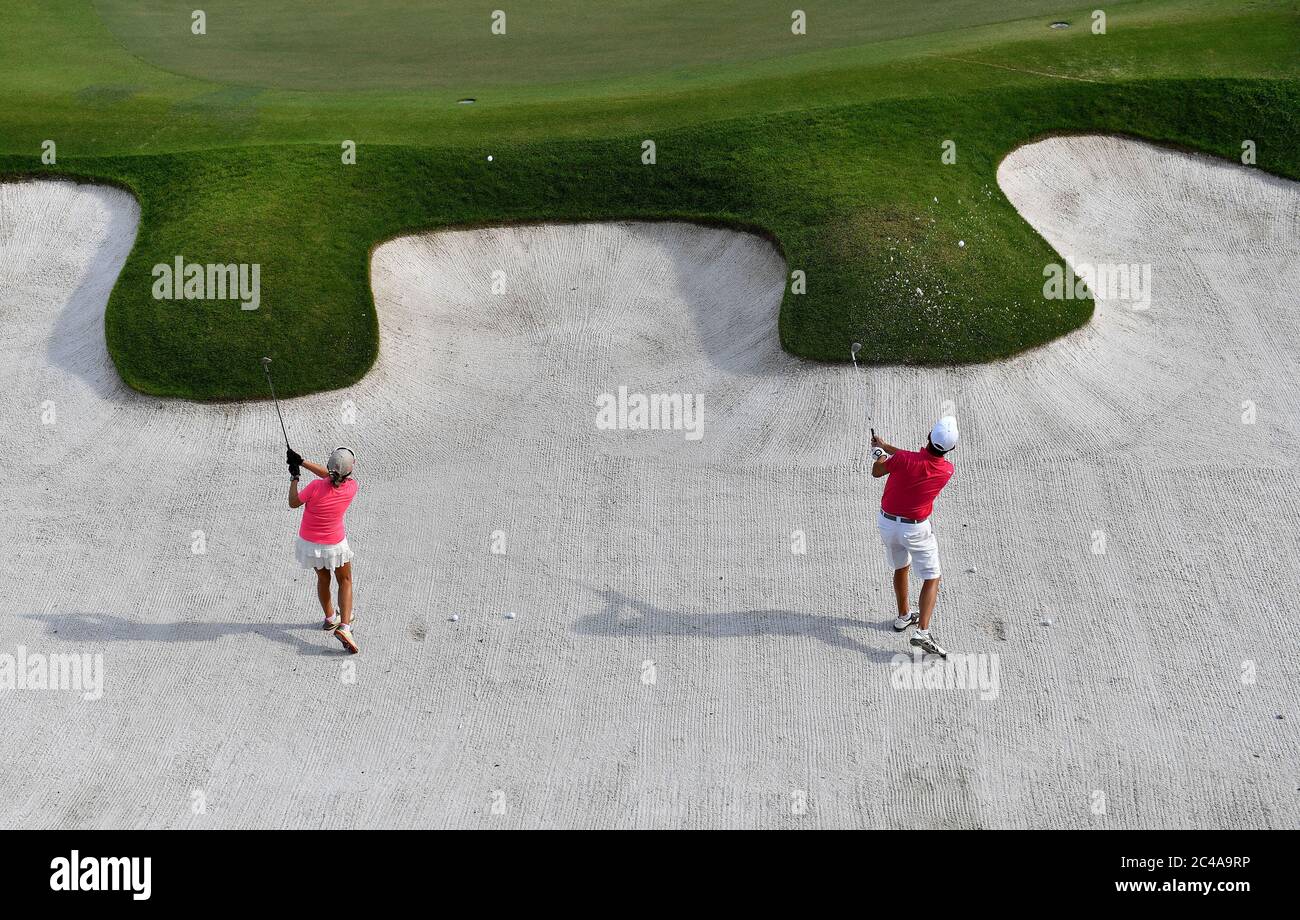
[880,510,927,525]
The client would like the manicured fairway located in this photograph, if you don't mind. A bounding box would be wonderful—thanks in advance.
[1,0,1297,398]
[90,0,1083,90]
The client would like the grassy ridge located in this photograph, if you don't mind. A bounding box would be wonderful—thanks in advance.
[1,1,1297,399]
[3,77,1295,399]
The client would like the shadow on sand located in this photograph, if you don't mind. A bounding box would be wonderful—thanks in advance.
[22,610,342,657]
[572,584,903,663]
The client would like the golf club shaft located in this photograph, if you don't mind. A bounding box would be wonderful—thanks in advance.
[262,362,290,448]
[850,342,871,421]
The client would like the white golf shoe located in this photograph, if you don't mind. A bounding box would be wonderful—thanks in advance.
[909,631,948,658]
[893,610,920,631]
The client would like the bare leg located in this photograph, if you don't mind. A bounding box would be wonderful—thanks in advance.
[315,567,334,617]
[335,562,354,627]
[892,565,910,616]
[918,577,940,630]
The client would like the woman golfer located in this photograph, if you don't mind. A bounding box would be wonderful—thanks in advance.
[287,446,360,654]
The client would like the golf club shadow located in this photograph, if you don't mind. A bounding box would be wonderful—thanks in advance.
[22,611,341,657]
[572,584,902,663]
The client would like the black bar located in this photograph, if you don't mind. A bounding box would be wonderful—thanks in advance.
[1,830,1278,907]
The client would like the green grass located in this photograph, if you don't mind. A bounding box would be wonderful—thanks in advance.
[89,0,1091,91]
[1,0,1297,399]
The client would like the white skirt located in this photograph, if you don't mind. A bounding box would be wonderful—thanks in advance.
[296,536,354,570]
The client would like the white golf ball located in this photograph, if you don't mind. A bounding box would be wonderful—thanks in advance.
[487,155,494,162]
[958,240,966,248]
[450,614,459,622]
[505,611,515,619]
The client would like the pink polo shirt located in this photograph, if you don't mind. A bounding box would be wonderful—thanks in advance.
[298,478,358,544]
[881,449,953,520]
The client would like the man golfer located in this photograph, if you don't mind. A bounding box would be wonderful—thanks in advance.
[871,417,958,657]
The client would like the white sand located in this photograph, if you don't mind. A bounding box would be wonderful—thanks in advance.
[3,135,1297,828]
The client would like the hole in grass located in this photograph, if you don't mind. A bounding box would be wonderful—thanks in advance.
[1049,21,1070,29]
[457,98,476,104]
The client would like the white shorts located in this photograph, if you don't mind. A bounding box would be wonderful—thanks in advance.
[295,536,353,571]
[877,511,941,579]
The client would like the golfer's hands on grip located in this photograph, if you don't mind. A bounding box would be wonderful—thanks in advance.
[286,447,303,478]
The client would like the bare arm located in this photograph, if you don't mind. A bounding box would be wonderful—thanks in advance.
[286,447,327,508]
[870,431,898,478]
[285,447,316,507]
[872,431,902,455]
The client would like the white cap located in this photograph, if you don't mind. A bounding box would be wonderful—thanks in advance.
[327,446,355,481]
[930,416,958,453]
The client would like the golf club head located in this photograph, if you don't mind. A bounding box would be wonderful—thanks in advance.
[261,356,272,365]
[850,342,862,367]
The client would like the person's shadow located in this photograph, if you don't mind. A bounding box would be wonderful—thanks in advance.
[22,611,339,657]
[572,584,902,663]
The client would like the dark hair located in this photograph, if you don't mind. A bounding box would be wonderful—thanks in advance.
[926,438,950,458]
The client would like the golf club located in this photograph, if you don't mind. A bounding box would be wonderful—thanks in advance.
[850,341,872,422]
[260,356,291,449]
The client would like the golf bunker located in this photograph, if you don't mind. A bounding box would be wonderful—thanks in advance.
[3,134,1298,828]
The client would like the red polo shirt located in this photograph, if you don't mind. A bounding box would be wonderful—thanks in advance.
[880,448,953,520]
